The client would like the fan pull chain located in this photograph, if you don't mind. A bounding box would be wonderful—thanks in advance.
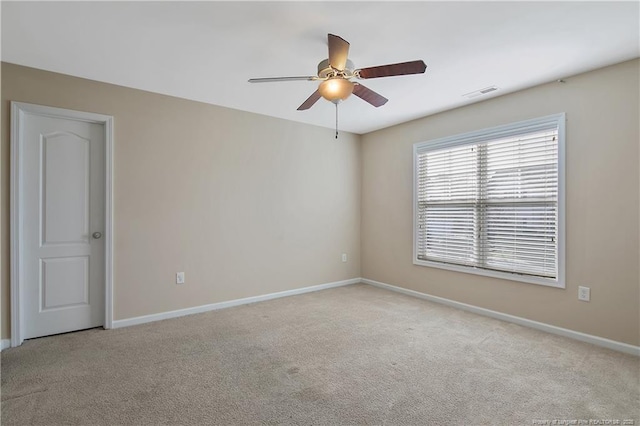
[335,103,339,139]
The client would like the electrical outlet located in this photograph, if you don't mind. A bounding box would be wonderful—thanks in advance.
[578,286,590,302]
[176,272,185,285]
[341,253,347,262]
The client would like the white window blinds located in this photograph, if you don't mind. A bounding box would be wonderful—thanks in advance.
[414,115,564,285]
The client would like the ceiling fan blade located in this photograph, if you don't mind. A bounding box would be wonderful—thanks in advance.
[356,60,427,79]
[353,83,388,107]
[297,90,322,111]
[328,34,350,71]
[249,76,317,83]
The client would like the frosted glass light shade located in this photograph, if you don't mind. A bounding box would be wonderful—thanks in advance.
[318,77,354,103]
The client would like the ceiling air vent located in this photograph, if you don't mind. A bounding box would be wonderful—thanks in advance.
[463,86,499,99]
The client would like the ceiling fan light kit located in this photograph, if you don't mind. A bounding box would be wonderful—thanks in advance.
[318,77,354,103]
[249,33,427,137]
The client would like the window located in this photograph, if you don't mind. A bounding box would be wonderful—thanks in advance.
[413,114,565,288]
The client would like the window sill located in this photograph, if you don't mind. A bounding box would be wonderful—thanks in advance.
[413,258,565,289]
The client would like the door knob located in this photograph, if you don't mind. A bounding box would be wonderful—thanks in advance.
[92,232,102,239]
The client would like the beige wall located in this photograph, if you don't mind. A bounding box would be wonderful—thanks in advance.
[1,63,362,338]
[362,59,640,346]
[2,60,639,347]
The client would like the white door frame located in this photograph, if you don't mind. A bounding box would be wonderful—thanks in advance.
[10,102,114,347]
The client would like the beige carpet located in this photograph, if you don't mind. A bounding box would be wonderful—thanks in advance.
[1,283,638,425]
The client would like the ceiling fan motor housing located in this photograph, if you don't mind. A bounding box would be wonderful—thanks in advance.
[317,59,355,78]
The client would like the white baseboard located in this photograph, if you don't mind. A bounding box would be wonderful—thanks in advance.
[9,276,636,357]
[112,278,360,329]
[362,278,640,357]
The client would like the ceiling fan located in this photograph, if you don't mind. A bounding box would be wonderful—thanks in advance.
[248,34,427,112]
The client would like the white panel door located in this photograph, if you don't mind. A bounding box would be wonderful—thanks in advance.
[21,112,105,339]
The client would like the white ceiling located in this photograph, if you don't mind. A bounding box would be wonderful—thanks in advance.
[2,1,639,134]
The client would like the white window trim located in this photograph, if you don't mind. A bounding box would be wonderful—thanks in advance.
[412,113,566,289]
